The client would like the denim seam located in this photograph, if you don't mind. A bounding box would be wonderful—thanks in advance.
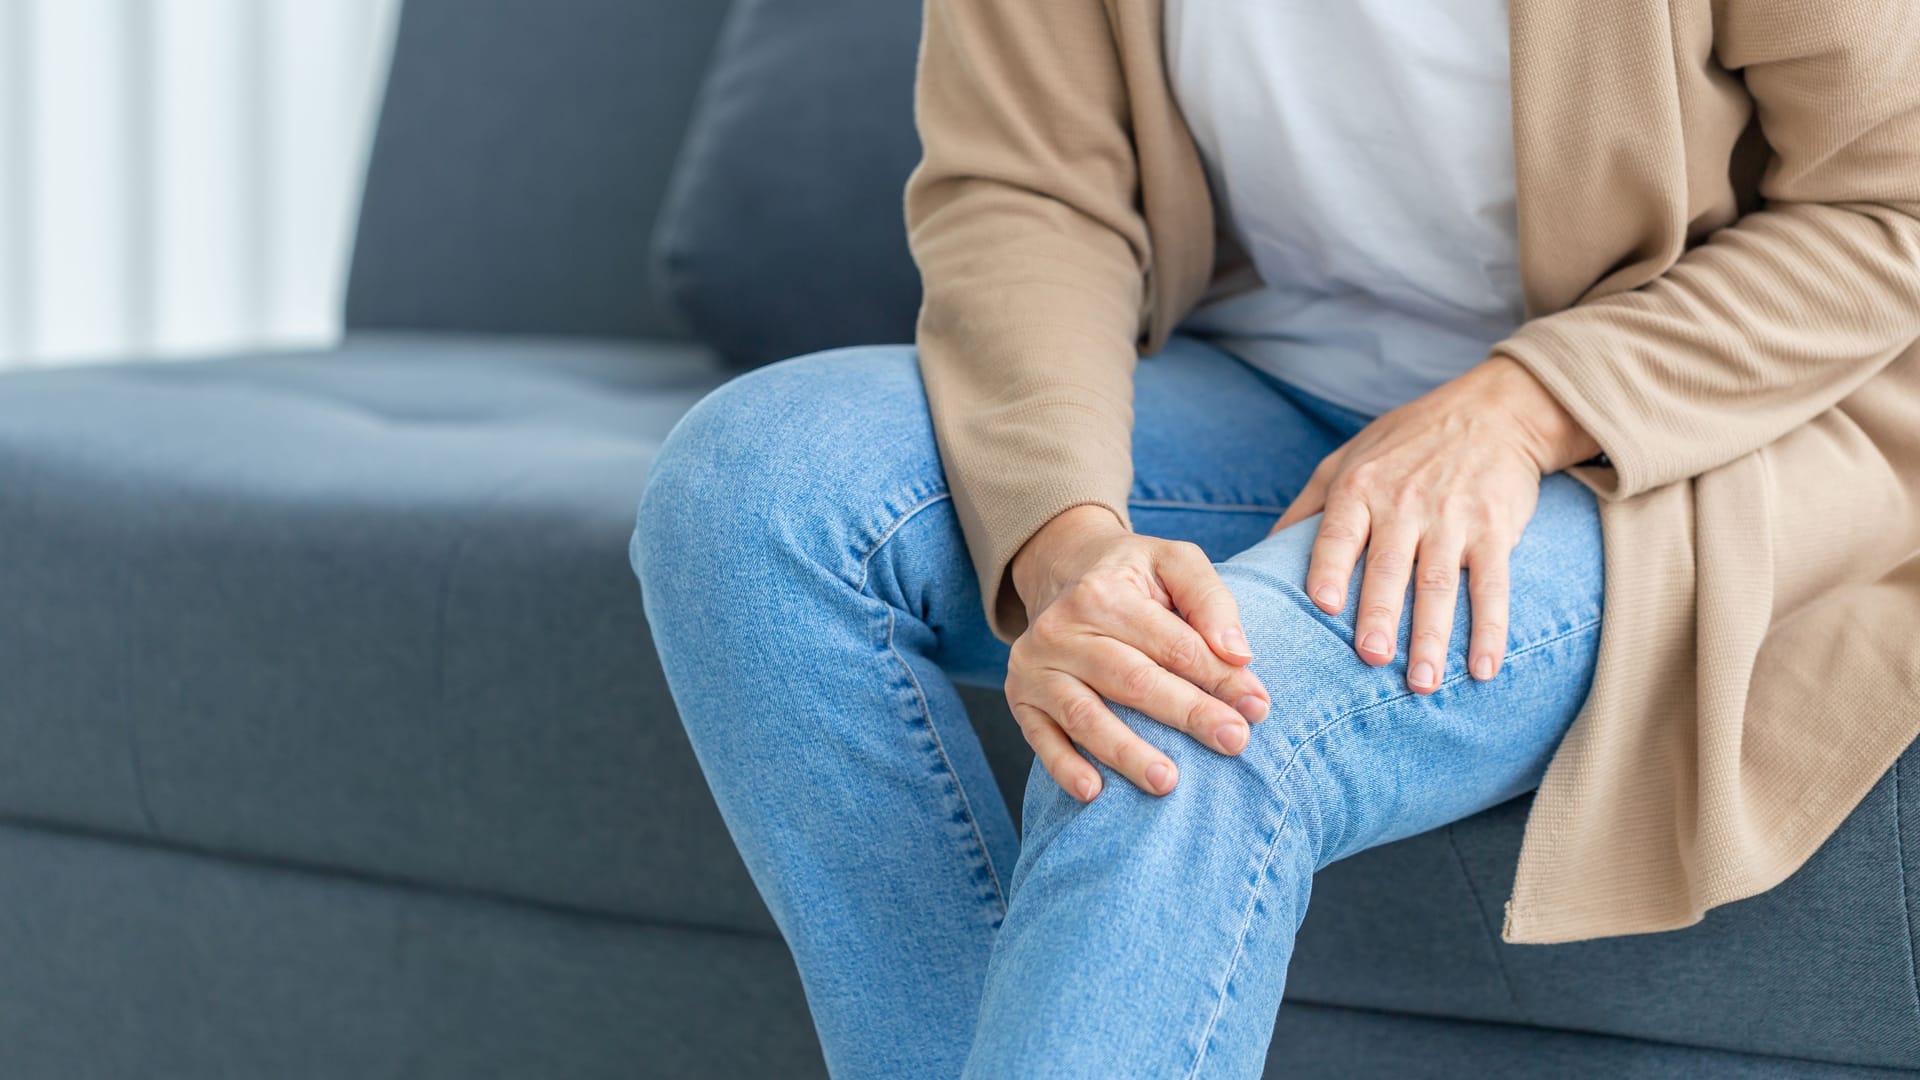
[1127,498,1290,515]
[1183,800,1295,1080]
[1445,823,1525,1019]
[856,489,1011,919]
[1892,758,1920,1035]
[1181,611,1603,1077]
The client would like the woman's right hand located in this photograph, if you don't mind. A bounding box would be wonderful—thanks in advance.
[1005,505,1272,803]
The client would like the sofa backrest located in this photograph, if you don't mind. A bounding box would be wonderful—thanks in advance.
[343,0,732,341]
[649,0,927,368]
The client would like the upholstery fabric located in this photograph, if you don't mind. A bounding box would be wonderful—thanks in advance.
[0,819,1906,1078]
[651,0,926,367]
[0,335,766,929]
[0,333,1913,1068]
[0,821,826,1079]
[344,0,733,340]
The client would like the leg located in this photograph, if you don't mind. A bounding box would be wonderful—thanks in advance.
[631,337,1355,1078]
[962,472,1604,1079]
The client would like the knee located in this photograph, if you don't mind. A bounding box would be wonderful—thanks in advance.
[1091,579,1379,857]
[631,344,924,587]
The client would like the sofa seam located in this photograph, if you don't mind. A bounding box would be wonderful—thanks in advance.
[0,812,784,943]
[1893,757,1920,1037]
[1445,822,1526,1021]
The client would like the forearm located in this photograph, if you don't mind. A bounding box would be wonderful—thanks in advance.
[906,0,1150,644]
[1492,201,1920,498]
[1489,0,1920,499]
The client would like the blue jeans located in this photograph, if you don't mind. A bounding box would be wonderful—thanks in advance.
[630,334,1603,1079]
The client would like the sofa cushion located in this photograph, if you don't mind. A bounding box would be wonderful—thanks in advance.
[0,335,783,932]
[345,0,734,341]
[651,0,926,368]
[1285,762,1920,1070]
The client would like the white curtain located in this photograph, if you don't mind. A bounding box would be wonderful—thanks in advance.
[0,0,400,370]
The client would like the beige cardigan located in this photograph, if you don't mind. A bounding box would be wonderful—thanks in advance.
[904,0,1920,944]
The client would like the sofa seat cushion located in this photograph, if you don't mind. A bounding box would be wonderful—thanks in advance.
[0,333,784,932]
[1279,763,1920,1070]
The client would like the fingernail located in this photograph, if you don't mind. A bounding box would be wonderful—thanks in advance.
[1217,721,1248,753]
[1473,655,1495,680]
[1147,761,1175,793]
[1076,776,1098,801]
[1410,661,1435,690]
[1221,628,1252,657]
[1313,585,1340,609]
[1360,631,1389,657]
[1234,694,1270,723]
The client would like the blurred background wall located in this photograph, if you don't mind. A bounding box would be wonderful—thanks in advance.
[0,0,400,370]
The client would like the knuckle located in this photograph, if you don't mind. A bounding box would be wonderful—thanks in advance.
[1317,519,1364,545]
[1120,661,1160,702]
[1027,605,1071,643]
[1090,562,1154,604]
[1474,616,1510,637]
[1470,567,1511,595]
[1165,538,1208,563]
[1415,564,1458,592]
[1059,697,1101,736]
[1162,634,1204,674]
[1359,601,1399,624]
[1183,698,1217,735]
[1412,625,1451,648]
[1366,546,1410,574]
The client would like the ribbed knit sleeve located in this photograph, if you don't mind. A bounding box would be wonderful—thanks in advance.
[1492,0,1920,500]
[904,0,1150,644]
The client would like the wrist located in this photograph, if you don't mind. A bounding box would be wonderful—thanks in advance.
[1477,354,1602,474]
[1010,503,1127,611]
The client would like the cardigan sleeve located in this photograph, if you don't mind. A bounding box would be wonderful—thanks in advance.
[904,0,1150,644]
[1491,0,1920,500]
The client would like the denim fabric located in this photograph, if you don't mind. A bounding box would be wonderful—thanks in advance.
[631,334,1604,1078]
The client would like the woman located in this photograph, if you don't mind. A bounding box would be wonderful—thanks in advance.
[632,0,1920,1075]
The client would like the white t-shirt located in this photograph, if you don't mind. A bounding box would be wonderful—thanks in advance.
[1165,0,1525,418]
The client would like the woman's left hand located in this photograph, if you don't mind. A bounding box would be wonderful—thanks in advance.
[1268,355,1599,694]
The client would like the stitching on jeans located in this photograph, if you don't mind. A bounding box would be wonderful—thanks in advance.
[1445,824,1525,1019]
[853,490,952,595]
[1892,759,1920,1034]
[1183,804,1294,1080]
[857,489,1011,917]
[1180,612,1603,1076]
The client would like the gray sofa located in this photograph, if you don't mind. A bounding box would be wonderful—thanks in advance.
[0,1,1913,1076]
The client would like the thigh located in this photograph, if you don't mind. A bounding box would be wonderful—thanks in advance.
[1015,469,1606,869]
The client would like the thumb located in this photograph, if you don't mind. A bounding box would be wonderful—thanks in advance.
[1155,540,1253,664]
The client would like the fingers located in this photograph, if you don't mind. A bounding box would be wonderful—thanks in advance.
[1130,601,1269,723]
[1405,529,1465,694]
[1465,542,1511,681]
[1154,540,1254,666]
[1033,677,1180,796]
[1079,635,1254,755]
[1011,702,1103,803]
[1304,486,1371,615]
[1350,514,1420,666]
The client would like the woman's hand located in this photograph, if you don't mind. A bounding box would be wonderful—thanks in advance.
[1268,356,1599,694]
[1004,506,1272,803]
